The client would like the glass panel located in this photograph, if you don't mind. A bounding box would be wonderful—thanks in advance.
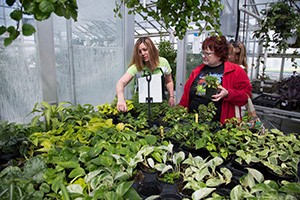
[0,2,39,123]
[0,45,42,123]
[73,48,123,105]
[54,0,124,105]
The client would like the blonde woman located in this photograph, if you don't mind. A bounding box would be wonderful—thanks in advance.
[116,37,175,112]
[228,41,248,72]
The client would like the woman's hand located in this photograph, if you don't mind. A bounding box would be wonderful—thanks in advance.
[168,96,175,107]
[212,85,228,102]
[117,99,128,112]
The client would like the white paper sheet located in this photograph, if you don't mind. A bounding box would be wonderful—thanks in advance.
[138,74,163,103]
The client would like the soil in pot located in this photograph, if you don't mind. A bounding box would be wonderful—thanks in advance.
[131,170,145,183]
[137,181,162,198]
[137,162,157,174]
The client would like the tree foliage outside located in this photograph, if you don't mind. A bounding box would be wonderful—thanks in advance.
[157,39,177,84]
[0,0,78,46]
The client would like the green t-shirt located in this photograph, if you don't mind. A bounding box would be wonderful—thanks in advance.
[126,57,172,77]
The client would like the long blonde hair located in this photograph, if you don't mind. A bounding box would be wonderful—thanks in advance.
[129,37,159,71]
[228,41,248,72]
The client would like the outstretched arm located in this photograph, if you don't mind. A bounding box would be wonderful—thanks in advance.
[165,73,175,106]
[116,72,134,112]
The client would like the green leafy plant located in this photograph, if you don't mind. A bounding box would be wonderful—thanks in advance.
[0,156,49,200]
[154,149,186,184]
[204,75,219,89]
[114,0,224,39]
[253,0,300,54]
[158,39,177,87]
[230,168,300,199]
[234,129,300,178]
[182,155,232,199]
[0,0,78,46]
[0,121,31,162]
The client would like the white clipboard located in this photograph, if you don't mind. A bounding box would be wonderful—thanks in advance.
[138,74,163,103]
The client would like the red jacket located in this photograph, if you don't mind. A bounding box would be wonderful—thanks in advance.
[179,61,252,124]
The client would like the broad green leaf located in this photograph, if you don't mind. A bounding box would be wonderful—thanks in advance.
[116,122,125,131]
[280,182,300,194]
[206,178,224,187]
[4,37,13,46]
[192,188,216,200]
[6,0,15,6]
[66,184,83,194]
[10,10,22,21]
[123,187,142,200]
[173,151,185,164]
[22,23,36,36]
[251,183,276,193]
[221,167,232,184]
[114,171,130,181]
[195,138,206,149]
[230,185,244,200]
[116,181,134,197]
[52,174,64,193]
[145,135,157,145]
[247,168,264,183]
[97,155,113,167]
[39,183,50,193]
[57,161,80,169]
[39,0,55,13]
[24,156,47,183]
[84,169,102,183]
[68,167,85,178]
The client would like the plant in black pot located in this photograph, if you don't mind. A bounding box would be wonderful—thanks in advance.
[277,75,300,111]
[203,75,219,100]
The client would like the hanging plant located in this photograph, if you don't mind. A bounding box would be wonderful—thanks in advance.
[114,0,224,39]
[253,0,300,53]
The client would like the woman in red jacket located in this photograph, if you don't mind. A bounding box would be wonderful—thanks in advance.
[179,35,252,124]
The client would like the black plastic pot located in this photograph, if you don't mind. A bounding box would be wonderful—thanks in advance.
[180,146,211,159]
[137,181,162,198]
[157,193,182,200]
[205,88,218,99]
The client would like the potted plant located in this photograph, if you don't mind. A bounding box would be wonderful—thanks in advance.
[277,75,300,111]
[180,155,232,199]
[231,168,300,199]
[253,0,300,53]
[154,150,185,184]
[203,75,219,99]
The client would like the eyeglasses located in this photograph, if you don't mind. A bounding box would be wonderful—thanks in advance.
[201,51,214,57]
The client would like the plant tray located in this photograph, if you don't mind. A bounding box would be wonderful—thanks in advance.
[252,93,281,108]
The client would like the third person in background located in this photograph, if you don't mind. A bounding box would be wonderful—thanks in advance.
[228,41,248,72]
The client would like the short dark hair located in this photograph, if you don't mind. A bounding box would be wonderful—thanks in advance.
[202,35,228,62]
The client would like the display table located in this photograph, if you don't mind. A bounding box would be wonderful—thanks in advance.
[254,105,300,134]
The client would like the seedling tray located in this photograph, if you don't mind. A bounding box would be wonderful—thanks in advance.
[252,93,281,108]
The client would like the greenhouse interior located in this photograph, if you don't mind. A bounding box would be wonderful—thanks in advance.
[1,0,300,199]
